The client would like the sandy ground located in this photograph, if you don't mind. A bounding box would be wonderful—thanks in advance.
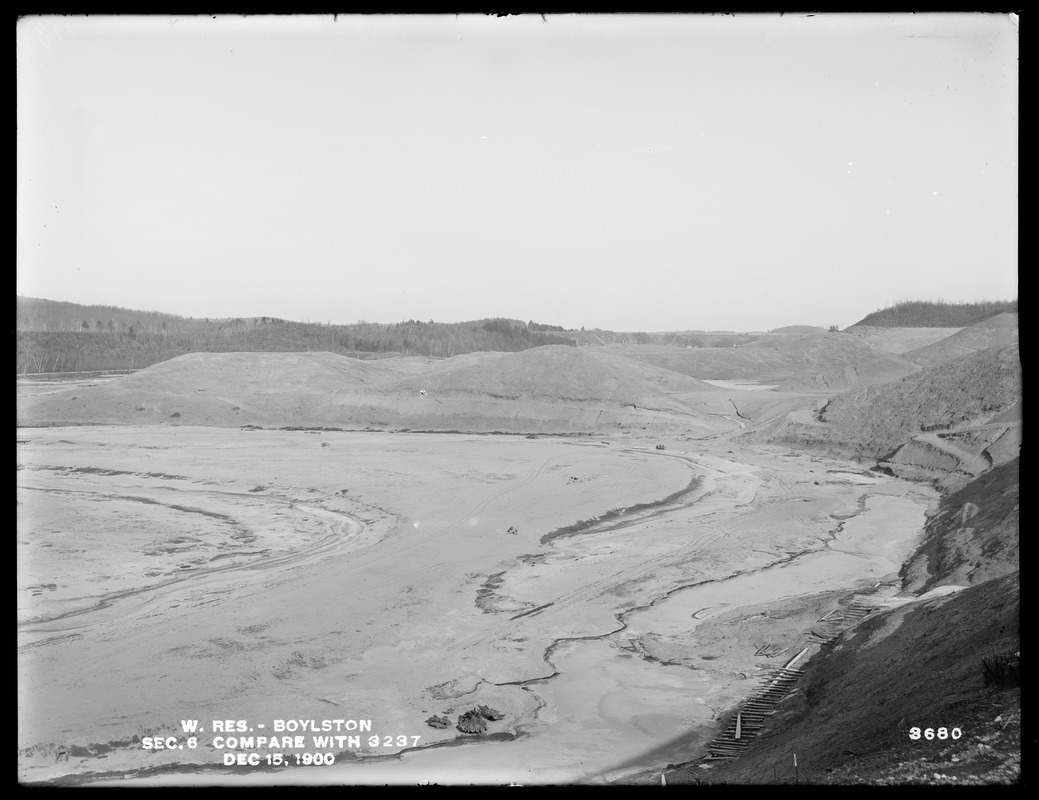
[16,372,123,403]
[842,326,963,355]
[17,425,937,786]
[700,380,779,391]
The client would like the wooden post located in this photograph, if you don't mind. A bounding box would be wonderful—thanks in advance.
[735,712,742,740]
[794,753,799,785]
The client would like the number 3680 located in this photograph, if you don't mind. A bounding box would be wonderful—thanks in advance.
[910,727,961,740]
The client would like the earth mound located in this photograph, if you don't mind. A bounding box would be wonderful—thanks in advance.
[119,350,414,391]
[902,313,1018,368]
[768,325,827,334]
[17,351,411,428]
[340,345,730,434]
[17,347,730,436]
[376,345,719,407]
[753,344,1020,475]
[841,326,962,355]
[605,334,918,391]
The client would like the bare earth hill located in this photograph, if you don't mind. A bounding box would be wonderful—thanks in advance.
[753,344,1021,481]
[902,313,1019,369]
[839,302,1017,359]
[375,345,720,404]
[17,351,411,426]
[603,334,919,390]
[841,326,962,355]
[768,325,827,334]
[16,347,731,436]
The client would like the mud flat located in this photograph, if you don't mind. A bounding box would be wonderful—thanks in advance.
[17,372,125,404]
[18,427,937,786]
[18,426,690,783]
[701,379,779,392]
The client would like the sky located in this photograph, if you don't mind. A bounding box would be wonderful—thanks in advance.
[17,13,1018,332]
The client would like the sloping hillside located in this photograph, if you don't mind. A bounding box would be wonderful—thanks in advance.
[118,350,415,392]
[15,295,580,372]
[843,310,1017,365]
[16,351,409,428]
[570,330,757,348]
[604,334,918,391]
[629,438,1021,786]
[903,313,1019,368]
[376,345,718,407]
[671,459,1020,783]
[900,458,1019,594]
[852,299,1017,328]
[755,345,1021,471]
[841,326,962,355]
[821,344,1020,455]
[741,335,921,389]
[17,347,731,436]
[768,325,827,334]
[660,574,1020,785]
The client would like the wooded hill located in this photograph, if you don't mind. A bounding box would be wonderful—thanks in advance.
[852,299,1017,328]
[15,297,578,374]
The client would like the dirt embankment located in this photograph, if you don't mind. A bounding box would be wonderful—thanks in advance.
[657,573,1020,786]
[16,347,732,436]
[378,345,723,401]
[900,458,1019,594]
[636,453,1021,787]
[841,326,963,355]
[902,313,1018,368]
[604,334,919,391]
[750,344,1021,483]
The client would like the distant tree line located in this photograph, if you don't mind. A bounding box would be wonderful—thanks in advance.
[331,318,576,358]
[527,320,566,332]
[18,295,778,375]
[15,297,577,373]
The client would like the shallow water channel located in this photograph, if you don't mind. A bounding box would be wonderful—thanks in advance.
[117,483,932,787]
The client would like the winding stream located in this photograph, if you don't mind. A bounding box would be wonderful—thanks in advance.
[87,449,934,787]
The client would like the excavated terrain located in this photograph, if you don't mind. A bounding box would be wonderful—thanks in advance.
[18,336,1020,786]
[749,344,1020,487]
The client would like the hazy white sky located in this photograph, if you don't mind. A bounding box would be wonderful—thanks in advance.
[18,13,1017,331]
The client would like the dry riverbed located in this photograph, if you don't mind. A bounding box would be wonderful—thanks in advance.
[17,426,936,785]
